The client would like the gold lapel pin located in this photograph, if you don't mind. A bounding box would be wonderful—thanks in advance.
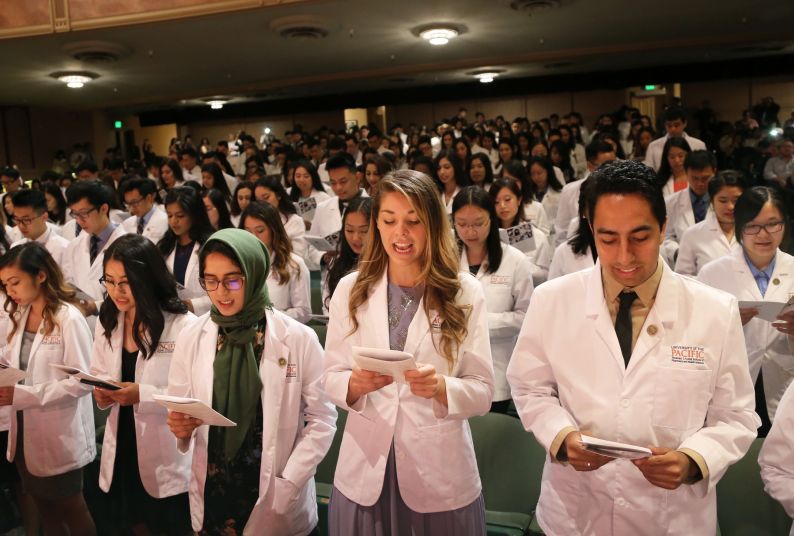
[278,357,287,367]
[646,325,658,336]
[772,278,780,285]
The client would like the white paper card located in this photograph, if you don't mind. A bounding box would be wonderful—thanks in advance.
[499,221,536,253]
[0,365,26,387]
[738,300,792,322]
[152,394,237,427]
[352,346,417,381]
[305,232,340,252]
[294,197,318,220]
[580,434,652,460]
[49,364,122,390]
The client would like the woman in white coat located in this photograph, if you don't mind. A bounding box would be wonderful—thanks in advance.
[490,178,553,286]
[452,186,533,413]
[90,235,194,533]
[240,202,311,323]
[675,171,745,276]
[501,160,551,233]
[548,181,597,280]
[324,170,494,534]
[324,196,372,314]
[166,229,336,535]
[288,161,331,229]
[0,242,96,535]
[698,186,794,435]
[759,381,794,534]
[158,187,215,316]
[253,176,307,258]
[230,181,254,228]
[528,156,564,227]
[433,149,467,214]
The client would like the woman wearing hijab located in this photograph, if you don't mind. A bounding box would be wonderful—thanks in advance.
[166,229,337,535]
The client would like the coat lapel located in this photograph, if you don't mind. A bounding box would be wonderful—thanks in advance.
[260,309,287,482]
[584,263,626,373]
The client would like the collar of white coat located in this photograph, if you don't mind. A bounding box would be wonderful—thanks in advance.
[731,246,788,276]
[585,256,678,326]
[199,306,289,363]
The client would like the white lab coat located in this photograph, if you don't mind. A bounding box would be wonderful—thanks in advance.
[305,191,368,270]
[166,242,211,316]
[698,249,794,419]
[91,310,196,498]
[267,252,312,323]
[758,382,794,535]
[675,212,739,276]
[644,133,707,172]
[62,224,128,310]
[283,213,307,259]
[523,224,553,287]
[553,176,586,247]
[507,260,758,536]
[441,187,461,215]
[323,270,494,512]
[522,201,550,234]
[461,243,533,401]
[539,188,562,227]
[548,241,595,280]
[120,207,169,245]
[0,303,95,476]
[168,309,337,535]
[662,187,713,266]
[10,222,69,266]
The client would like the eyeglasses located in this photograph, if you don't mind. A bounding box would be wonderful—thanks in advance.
[125,197,146,209]
[99,277,130,292]
[13,213,44,226]
[454,220,490,231]
[70,207,98,221]
[198,276,246,291]
[743,221,784,235]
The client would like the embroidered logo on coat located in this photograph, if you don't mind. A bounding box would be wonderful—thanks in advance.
[42,335,62,345]
[670,345,706,365]
[157,341,175,353]
[489,275,511,286]
[286,363,298,378]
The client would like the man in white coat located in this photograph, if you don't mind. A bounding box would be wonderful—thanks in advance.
[9,189,69,266]
[305,152,367,271]
[553,140,616,246]
[119,177,169,244]
[644,106,707,172]
[662,150,716,265]
[507,159,758,536]
[62,181,128,317]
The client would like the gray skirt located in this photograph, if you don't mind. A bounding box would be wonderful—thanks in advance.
[328,444,486,536]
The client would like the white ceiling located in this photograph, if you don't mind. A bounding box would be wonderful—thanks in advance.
[0,0,792,112]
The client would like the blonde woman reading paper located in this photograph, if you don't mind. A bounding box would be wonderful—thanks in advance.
[323,170,494,535]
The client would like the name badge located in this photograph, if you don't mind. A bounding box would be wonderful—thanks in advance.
[670,345,706,365]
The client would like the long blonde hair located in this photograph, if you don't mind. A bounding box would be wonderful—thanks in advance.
[0,242,78,341]
[348,170,470,369]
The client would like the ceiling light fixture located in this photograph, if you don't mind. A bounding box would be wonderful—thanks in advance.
[207,100,226,110]
[420,27,458,46]
[50,71,99,89]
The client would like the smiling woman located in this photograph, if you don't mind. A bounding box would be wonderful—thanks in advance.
[323,170,493,535]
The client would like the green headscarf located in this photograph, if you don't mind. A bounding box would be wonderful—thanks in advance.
[201,228,271,461]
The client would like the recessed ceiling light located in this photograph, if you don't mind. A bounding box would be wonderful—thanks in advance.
[49,71,99,89]
[412,24,463,46]
[468,69,506,83]
[207,100,226,110]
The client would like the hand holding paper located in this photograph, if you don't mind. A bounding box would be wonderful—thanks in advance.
[580,434,652,460]
[0,364,26,387]
[352,347,417,380]
[152,394,236,427]
[49,364,122,390]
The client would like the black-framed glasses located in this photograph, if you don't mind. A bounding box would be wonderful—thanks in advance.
[99,276,130,292]
[743,221,784,235]
[70,207,98,220]
[198,276,246,291]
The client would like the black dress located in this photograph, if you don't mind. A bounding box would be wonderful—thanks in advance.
[200,320,267,536]
[107,347,191,534]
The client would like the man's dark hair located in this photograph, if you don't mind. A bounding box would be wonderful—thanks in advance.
[11,189,46,212]
[75,162,98,174]
[65,180,113,211]
[180,146,198,159]
[119,177,158,199]
[587,159,666,229]
[0,167,20,180]
[325,152,356,173]
[684,150,717,171]
[663,105,688,123]
[585,140,615,162]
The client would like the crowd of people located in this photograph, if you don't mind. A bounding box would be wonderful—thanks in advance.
[0,97,791,535]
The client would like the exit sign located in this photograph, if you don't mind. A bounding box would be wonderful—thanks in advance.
[644,85,657,91]
[114,120,123,129]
